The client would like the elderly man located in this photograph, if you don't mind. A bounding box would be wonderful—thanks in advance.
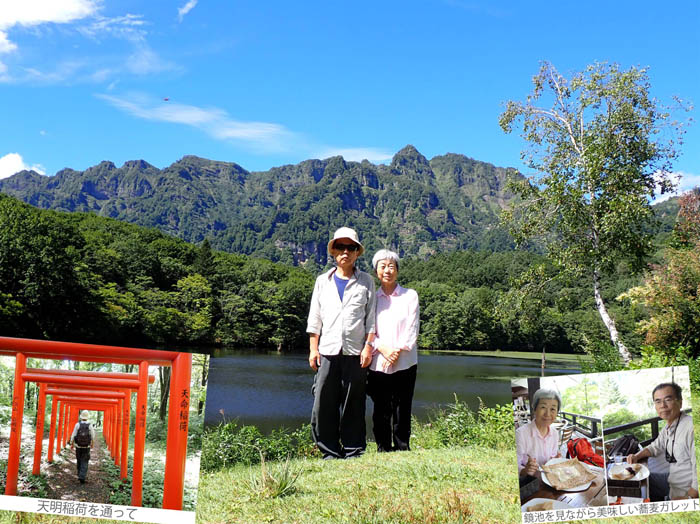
[69,410,95,484]
[627,383,698,500]
[307,227,376,459]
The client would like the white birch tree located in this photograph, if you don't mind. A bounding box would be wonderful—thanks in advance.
[499,61,690,363]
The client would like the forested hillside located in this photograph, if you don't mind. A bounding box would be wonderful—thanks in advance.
[0,146,518,266]
[0,193,683,354]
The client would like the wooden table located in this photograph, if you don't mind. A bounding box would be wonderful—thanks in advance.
[521,467,608,509]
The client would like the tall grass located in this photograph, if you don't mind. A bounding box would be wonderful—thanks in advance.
[201,422,318,471]
[201,398,515,473]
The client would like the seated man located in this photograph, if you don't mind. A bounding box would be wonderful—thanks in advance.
[627,383,698,500]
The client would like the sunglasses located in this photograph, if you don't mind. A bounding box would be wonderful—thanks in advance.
[334,243,359,252]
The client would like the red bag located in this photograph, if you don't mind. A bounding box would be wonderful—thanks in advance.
[566,437,604,467]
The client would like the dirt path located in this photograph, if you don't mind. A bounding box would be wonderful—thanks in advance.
[43,428,114,503]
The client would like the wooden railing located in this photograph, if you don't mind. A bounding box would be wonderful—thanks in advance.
[602,408,692,446]
[559,411,602,438]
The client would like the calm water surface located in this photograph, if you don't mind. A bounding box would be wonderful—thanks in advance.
[204,350,580,433]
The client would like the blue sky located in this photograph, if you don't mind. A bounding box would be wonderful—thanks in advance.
[1,1,698,196]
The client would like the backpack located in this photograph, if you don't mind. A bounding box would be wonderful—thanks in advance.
[566,437,604,467]
[74,421,92,447]
[606,434,639,461]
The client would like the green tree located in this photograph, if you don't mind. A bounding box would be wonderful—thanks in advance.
[621,190,700,353]
[499,61,690,362]
[561,378,601,418]
[194,238,216,278]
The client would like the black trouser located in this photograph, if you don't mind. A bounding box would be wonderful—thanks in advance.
[649,471,670,501]
[311,354,367,459]
[367,364,417,452]
[75,447,90,481]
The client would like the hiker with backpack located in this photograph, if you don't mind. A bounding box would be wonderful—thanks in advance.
[69,410,96,484]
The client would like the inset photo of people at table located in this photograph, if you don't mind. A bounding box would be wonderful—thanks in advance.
[512,365,696,513]
[601,366,696,504]
[513,375,608,512]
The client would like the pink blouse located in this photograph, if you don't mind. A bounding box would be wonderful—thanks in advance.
[515,421,559,473]
[370,284,419,374]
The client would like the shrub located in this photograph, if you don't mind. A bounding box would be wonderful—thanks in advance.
[201,421,318,472]
[603,407,652,443]
[0,458,49,498]
[579,340,625,373]
[423,396,514,449]
[629,345,700,392]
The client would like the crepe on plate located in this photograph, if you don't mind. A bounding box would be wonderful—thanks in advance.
[527,501,554,512]
[541,458,597,490]
[611,463,642,480]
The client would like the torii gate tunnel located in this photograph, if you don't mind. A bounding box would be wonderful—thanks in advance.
[0,336,193,510]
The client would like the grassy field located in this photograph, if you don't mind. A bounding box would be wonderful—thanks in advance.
[2,398,699,524]
[2,441,700,524]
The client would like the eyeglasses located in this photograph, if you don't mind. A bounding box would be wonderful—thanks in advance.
[334,243,359,252]
[653,395,678,406]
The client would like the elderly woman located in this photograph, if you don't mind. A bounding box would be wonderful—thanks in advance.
[516,388,562,476]
[367,249,420,452]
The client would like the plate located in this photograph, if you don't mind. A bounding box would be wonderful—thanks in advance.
[521,498,572,512]
[608,463,650,481]
[540,457,595,492]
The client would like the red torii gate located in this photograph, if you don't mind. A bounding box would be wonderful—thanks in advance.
[24,368,150,487]
[38,388,127,469]
[31,370,156,479]
[52,398,119,461]
[0,337,192,510]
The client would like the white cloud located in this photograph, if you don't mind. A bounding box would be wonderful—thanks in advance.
[0,32,17,54]
[0,0,99,54]
[96,93,297,153]
[125,45,178,75]
[0,153,46,179]
[76,14,146,43]
[678,171,700,191]
[317,147,393,164]
[97,92,393,161]
[0,1,99,28]
[653,171,700,203]
[177,0,199,23]
[0,5,175,85]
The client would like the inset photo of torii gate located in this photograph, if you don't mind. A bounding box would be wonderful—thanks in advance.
[0,336,209,522]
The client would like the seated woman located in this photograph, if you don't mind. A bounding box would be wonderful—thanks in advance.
[516,388,562,477]
[367,249,419,452]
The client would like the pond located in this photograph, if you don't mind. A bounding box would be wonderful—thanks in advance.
[203,350,580,433]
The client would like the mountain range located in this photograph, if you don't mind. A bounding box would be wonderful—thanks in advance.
[0,146,522,266]
[0,145,681,267]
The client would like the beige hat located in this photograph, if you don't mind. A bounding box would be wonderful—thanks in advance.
[327,227,364,256]
[80,410,89,420]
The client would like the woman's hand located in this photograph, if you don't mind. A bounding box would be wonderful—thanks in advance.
[378,345,400,364]
[524,456,539,476]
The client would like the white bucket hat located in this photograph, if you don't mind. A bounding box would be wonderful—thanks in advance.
[327,227,364,256]
[80,410,89,420]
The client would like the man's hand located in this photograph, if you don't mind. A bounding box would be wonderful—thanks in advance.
[360,345,372,368]
[309,348,321,371]
[626,453,638,464]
